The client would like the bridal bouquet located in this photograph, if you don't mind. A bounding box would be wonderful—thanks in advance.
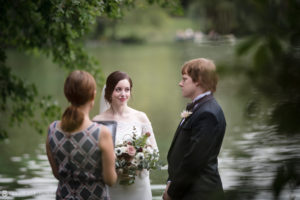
[114,126,161,185]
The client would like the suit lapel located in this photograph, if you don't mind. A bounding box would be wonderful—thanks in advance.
[168,119,185,154]
[191,94,214,113]
[168,94,214,156]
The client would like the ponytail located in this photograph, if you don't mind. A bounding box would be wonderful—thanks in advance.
[61,105,84,132]
[61,70,96,132]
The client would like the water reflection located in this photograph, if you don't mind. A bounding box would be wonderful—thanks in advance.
[220,126,300,199]
[0,143,167,199]
[0,144,57,200]
[1,127,299,199]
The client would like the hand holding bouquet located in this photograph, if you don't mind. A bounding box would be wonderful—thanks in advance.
[114,126,160,185]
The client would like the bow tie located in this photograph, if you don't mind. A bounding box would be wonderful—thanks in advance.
[186,95,210,111]
[186,102,194,111]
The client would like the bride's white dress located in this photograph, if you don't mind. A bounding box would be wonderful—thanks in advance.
[109,121,158,200]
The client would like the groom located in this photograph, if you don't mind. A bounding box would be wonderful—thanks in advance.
[163,58,226,200]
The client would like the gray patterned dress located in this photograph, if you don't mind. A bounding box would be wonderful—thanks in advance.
[48,121,110,200]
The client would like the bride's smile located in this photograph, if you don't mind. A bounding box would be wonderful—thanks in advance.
[112,79,131,105]
[93,71,157,200]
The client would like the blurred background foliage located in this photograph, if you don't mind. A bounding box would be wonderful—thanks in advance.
[1,0,300,199]
[0,0,181,139]
[1,0,299,137]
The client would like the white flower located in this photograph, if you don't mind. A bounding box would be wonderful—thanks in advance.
[145,146,154,154]
[115,147,122,156]
[120,146,127,154]
[135,152,145,161]
[132,159,138,166]
[180,110,192,118]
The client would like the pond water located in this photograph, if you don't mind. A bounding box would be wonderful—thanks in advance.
[1,41,300,199]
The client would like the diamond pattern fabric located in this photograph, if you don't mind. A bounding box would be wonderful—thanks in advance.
[48,121,109,200]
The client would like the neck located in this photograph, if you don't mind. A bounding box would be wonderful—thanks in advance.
[190,89,205,101]
[192,91,211,101]
[77,103,91,122]
[110,103,129,116]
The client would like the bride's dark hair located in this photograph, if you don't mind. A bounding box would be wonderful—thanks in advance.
[105,71,133,103]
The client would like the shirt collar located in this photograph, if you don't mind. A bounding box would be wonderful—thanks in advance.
[193,91,211,103]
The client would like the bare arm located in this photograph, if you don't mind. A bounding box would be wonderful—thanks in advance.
[98,125,117,186]
[46,135,59,179]
[139,112,158,150]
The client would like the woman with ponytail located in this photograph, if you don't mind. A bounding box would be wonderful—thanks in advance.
[46,70,117,200]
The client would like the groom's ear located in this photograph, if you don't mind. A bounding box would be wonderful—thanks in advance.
[194,81,201,87]
[92,90,96,100]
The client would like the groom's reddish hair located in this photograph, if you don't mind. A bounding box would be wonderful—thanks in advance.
[181,58,218,93]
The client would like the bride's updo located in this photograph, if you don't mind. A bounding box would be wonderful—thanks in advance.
[105,71,133,103]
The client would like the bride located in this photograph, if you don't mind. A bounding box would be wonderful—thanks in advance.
[93,71,158,200]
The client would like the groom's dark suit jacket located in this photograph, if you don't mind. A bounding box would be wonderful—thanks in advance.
[167,94,226,200]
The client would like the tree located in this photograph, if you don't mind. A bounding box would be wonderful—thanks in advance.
[230,1,300,199]
[183,0,238,34]
[0,0,181,139]
[234,0,300,133]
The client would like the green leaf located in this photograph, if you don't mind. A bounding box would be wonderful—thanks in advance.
[236,36,259,56]
[254,43,270,71]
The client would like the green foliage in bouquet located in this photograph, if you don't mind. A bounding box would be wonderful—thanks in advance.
[114,126,162,185]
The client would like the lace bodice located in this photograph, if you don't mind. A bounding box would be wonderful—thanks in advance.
[115,121,158,151]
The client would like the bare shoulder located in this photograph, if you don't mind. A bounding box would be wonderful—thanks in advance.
[100,125,110,138]
[130,108,150,124]
[93,111,111,121]
[98,125,112,148]
[93,114,105,121]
